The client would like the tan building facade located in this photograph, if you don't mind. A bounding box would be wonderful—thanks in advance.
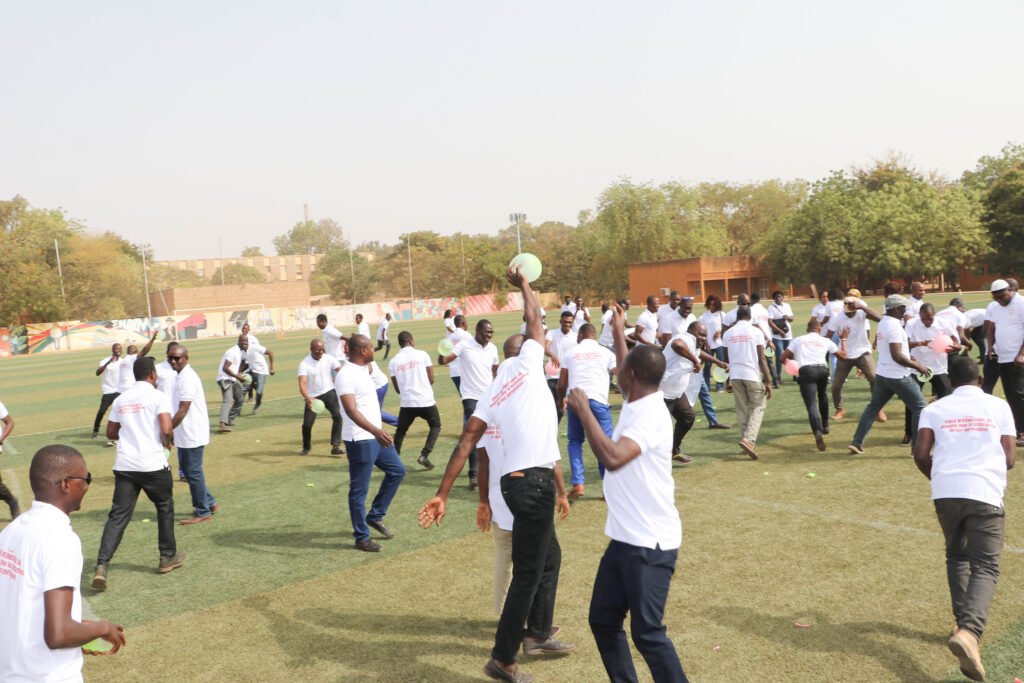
[629,256,794,302]
[154,253,324,283]
[150,281,313,317]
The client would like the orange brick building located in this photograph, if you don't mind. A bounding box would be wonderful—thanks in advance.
[629,256,794,303]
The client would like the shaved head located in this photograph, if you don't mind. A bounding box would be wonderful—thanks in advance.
[29,445,85,499]
[503,334,525,359]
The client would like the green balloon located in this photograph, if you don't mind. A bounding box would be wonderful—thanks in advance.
[509,253,542,283]
[311,399,326,415]
[437,338,454,356]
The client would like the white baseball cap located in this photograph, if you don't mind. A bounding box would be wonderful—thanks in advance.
[990,279,1010,293]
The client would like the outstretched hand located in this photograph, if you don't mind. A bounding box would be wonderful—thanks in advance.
[566,388,589,416]
[418,497,446,528]
[506,266,525,289]
[610,302,625,329]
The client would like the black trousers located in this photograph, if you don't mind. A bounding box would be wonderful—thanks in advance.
[999,363,1024,435]
[798,364,830,434]
[375,339,391,359]
[93,392,120,434]
[970,327,987,362]
[0,474,18,516]
[982,355,1001,395]
[493,468,561,664]
[302,390,343,450]
[394,405,442,458]
[905,374,953,436]
[663,396,695,455]
[461,399,479,478]
[546,378,564,422]
[97,468,177,565]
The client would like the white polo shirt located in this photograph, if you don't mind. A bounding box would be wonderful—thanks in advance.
[572,308,588,333]
[335,362,381,442]
[833,310,872,359]
[661,332,698,401]
[965,309,986,329]
[472,339,560,474]
[722,320,765,383]
[481,426,513,532]
[987,293,1024,361]
[377,318,390,342]
[245,342,270,375]
[906,316,958,375]
[788,333,837,367]
[598,309,614,348]
[906,296,925,319]
[173,364,210,449]
[322,325,345,358]
[446,328,474,378]
[563,339,616,405]
[0,502,84,683]
[298,353,342,397]
[156,359,177,398]
[767,302,794,341]
[98,356,120,394]
[920,385,1015,507]
[388,346,435,408]
[700,310,725,350]
[453,337,499,401]
[545,328,577,379]
[604,391,681,550]
[116,353,138,393]
[875,315,912,379]
[656,304,679,335]
[670,312,697,338]
[109,381,171,472]
[216,345,243,383]
[635,309,659,344]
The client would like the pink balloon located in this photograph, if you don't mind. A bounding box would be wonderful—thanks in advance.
[929,334,953,354]
[784,359,800,376]
[545,360,559,376]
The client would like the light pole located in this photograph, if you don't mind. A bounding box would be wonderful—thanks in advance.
[509,213,527,254]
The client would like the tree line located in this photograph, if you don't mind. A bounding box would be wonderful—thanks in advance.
[2,143,1022,326]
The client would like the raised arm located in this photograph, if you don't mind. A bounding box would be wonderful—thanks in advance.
[139,330,158,358]
[508,267,543,344]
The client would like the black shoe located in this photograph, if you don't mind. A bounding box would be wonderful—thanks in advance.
[355,539,381,553]
[417,455,435,470]
[331,445,344,455]
[367,519,394,539]
[91,431,99,439]
[468,476,478,491]
[300,448,310,456]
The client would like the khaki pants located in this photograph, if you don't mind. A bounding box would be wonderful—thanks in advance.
[732,379,766,444]
[493,527,513,615]
[832,352,876,410]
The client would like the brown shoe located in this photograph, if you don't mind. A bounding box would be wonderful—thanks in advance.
[217,423,232,433]
[157,552,187,574]
[947,629,985,681]
[91,564,108,591]
[568,484,585,499]
[814,432,826,452]
[179,516,213,525]
[739,439,758,460]
[876,410,888,423]
[831,409,845,420]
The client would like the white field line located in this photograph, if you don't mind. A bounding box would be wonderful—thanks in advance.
[686,486,1024,555]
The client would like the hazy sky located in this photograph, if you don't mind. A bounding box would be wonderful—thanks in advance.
[2,1,1021,260]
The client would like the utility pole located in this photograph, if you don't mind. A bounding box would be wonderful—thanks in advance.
[142,247,153,321]
[349,248,356,303]
[54,239,66,307]
[407,235,414,302]
[509,213,527,253]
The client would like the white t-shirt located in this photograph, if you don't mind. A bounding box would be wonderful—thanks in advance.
[377,319,390,342]
[767,302,794,341]
[335,362,382,442]
[369,361,389,389]
[987,293,1024,360]
[356,321,371,338]
[875,315,912,379]
[173,364,210,448]
[661,332,699,401]
[216,346,243,383]
[481,426,513,532]
[453,337,499,401]
[906,316,958,375]
[298,353,342,398]
[472,339,560,474]
[0,502,84,683]
[561,302,577,315]
[906,296,925,319]
[571,308,588,333]
[832,310,872,359]
[388,346,435,408]
[670,312,697,338]
[965,309,986,329]
[544,328,578,379]
[656,304,678,335]
[811,302,828,322]
[0,401,7,421]
[444,317,456,333]
[722,320,766,383]
[156,359,177,398]
[788,333,837,368]
[246,341,270,375]
[748,303,773,340]
[598,310,614,347]
[109,381,171,472]
[322,325,345,358]
[920,385,1016,507]
[937,306,967,332]
[562,339,616,405]
[635,309,659,344]
[604,391,681,550]
[822,301,845,335]
[117,353,138,393]
[98,355,120,394]
[700,310,726,350]
[446,328,474,378]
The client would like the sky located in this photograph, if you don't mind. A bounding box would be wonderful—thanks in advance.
[2,0,1022,260]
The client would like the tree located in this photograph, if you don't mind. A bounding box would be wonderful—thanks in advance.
[316,248,381,303]
[208,263,270,285]
[982,167,1024,273]
[272,218,348,255]
[962,142,1024,193]
[241,245,264,257]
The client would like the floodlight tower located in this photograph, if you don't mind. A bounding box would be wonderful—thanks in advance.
[509,213,527,253]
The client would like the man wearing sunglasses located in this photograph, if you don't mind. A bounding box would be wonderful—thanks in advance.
[169,346,217,525]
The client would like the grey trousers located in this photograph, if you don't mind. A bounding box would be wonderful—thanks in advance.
[934,497,1005,639]
[832,352,876,411]
[218,380,244,425]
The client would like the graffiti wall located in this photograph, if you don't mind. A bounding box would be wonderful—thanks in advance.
[0,293,529,357]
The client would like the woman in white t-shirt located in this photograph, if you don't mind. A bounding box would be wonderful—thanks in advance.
[767,290,795,387]
[443,309,456,334]
[699,294,727,391]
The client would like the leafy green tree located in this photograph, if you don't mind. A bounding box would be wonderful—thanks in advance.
[982,167,1024,273]
[962,142,1024,193]
[208,263,270,285]
[241,245,264,257]
[272,218,348,255]
[315,248,381,303]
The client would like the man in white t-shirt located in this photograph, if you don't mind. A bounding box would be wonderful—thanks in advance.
[905,281,926,320]
[389,331,441,470]
[445,314,473,393]
[92,342,122,440]
[656,290,682,341]
[169,346,217,525]
[439,318,500,489]
[913,357,1016,682]
[355,313,371,339]
[964,307,987,361]
[93,356,186,590]
[0,401,18,519]
[557,324,617,498]
[0,446,125,680]
[633,295,661,347]
[336,334,406,553]
[561,296,576,316]
[155,342,179,398]
[598,303,615,349]
[116,331,158,395]
[907,304,959,398]
[937,298,972,352]
[244,336,275,415]
[784,320,847,451]
[566,301,688,683]
[722,306,773,459]
[375,313,393,359]
[986,279,1024,444]
[317,313,347,359]
[298,339,344,456]
[420,267,573,682]
[544,310,579,422]
[215,335,249,433]
[831,298,884,421]
[571,296,590,333]
[848,295,929,455]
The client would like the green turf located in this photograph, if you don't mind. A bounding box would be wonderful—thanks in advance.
[1,294,1022,682]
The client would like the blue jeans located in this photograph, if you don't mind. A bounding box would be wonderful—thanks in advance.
[177,446,216,517]
[343,439,406,543]
[851,375,926,448]
[375,385,399,427]
[590,540,688,683]
[567,400,612,485]
[697,374,720,427]
[772,338,791,382]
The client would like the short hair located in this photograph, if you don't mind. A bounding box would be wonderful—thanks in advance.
[705,294,721,308]
[920,303,935,315]
[669,290,680,297]
[750,292,761,304]
[949,297,965,308]
[133,355,156,380]
[476,318,492,332]
[627,345,665,387]
[578,323,596,338]
[453,314,466,327]
[165,341,179,353]
[771,290,784,299]
[175,345,190,358]
[348,334,371,352]
[560,310,575,320]
[616,299,630,308]
[601,302,609,313]
[503,334,525,358]
[397,331,413,347]
[29,445,84,497]
[646,295,658,306]
[735,305,752,321]
[355,313,363,320]
[807,318,821,332]
[828,288,844,301]
[316,313,328,323]
[949,356,980,388]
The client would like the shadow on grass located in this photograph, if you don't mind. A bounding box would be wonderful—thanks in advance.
[243,598,492,682]
[705,605,938,682]
[213,526,350,553]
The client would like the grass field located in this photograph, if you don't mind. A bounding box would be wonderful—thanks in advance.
[1,293,1022,682]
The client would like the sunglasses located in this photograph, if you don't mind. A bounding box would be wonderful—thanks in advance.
[57,473,92,486]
